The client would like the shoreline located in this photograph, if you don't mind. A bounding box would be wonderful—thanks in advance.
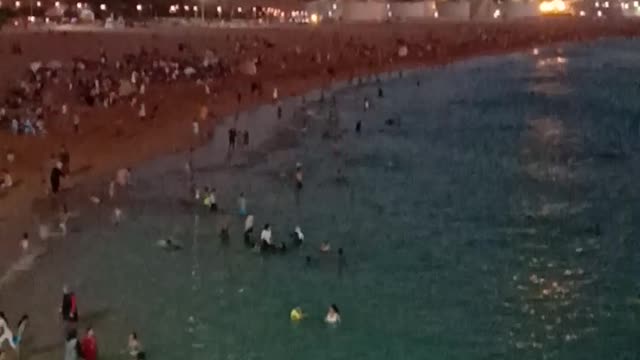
[0,20,639,283]
[0,22,638,360]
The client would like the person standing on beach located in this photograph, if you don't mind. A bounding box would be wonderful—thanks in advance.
[127,332,145,359]
[243,130,249,148]
[0,312,16,349]
[50,161,65,195]
[60,286,79,328]
[244,215,254,248]
[81,327,98,360]
[238,192,247,216]
[228,127,237,152]
[363,97,370,111]
[64,329,82,360]
[14,315,28,347]
[295,163,303,191]
[59,145,70,175]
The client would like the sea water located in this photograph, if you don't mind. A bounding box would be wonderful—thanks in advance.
[2,39,640,360]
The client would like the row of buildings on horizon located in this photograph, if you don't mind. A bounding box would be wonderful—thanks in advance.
[2,0,640,23]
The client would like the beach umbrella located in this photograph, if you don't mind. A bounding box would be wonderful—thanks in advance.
[118,80,135,97]
[30,62,42,73]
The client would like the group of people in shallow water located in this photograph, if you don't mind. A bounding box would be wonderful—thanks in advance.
[290,304,342,325]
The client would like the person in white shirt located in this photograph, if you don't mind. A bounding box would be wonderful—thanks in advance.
[260,224,273,251]
[325,304,341,325]
[0,312,16,349]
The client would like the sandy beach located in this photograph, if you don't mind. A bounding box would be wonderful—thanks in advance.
[1,18,640,359]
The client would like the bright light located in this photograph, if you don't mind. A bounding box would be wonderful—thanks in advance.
[539,0,567,13]
[136,4,142,11]
[193,5,198,11]
[55,1,60,7]
[597,9,602,16]
[310,13,318,23]
[387,10,392,17]
[184,5,189,10]
[634,0,639,7]
[493,8,500,18]
[27,15,35,22]
[14,0,20,8]
[100,3,106,10]
[603,1,609,7]
[237,6,242,12]
[169,5,176,13]
[332,3,337,9]
[434,10,438,18]
[579,10,586,16]
[76,2,82,9]
[36,1,41,7]
[216,5,222,13]
[328,10,332,16]
[594,1,599,7]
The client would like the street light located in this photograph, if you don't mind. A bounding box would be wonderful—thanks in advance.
[100,3,106,10]
[136,3,142,11]
[15,1,20,8]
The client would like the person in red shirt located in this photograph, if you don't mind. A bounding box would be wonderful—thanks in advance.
[81,327,98,360]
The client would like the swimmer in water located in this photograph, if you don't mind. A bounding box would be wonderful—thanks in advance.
[203,187,217,212]
[291,226,304,247]
[290,307,305,322]
[260,224,275,252]
[325,304,341,325]
[157,238,183,252]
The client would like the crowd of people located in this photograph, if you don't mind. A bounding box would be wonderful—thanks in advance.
[2,18,640,360]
